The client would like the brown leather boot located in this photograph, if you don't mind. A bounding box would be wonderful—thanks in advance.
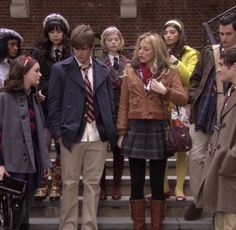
[150,200,165,230]
[49,159,61,201]
[130,199,145,230]
[112,149,124,200]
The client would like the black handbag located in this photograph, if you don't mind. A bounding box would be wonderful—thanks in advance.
[0,176,27,229]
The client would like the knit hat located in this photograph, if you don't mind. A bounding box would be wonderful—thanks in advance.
[0,28,23,45]
[43,13,70,34]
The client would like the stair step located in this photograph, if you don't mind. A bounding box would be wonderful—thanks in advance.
[104,157,177,168]
[50,157,178,168]
[98,175,190,185]
[28,216,213,230]
[32,196,194,208]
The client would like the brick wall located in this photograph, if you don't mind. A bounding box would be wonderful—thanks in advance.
[0,0,235,50]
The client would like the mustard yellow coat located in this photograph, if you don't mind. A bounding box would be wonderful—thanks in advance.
[174,45,199,88]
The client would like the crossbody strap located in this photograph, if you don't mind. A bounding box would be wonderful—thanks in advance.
[212,44,224,121]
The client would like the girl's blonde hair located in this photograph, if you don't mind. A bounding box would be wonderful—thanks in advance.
[101,26,125,53]
[132,32,171,77]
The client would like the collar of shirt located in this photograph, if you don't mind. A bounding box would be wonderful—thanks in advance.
[74,56,94,90]
[74,56,93,69]
[2,58,10,65]
[52,45,63,52]
[108,54,119,65]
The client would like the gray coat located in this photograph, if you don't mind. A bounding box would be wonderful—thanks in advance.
[0,91,52,173]
[197,89,236,213]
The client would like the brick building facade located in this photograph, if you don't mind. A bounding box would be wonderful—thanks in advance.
[0,1,235,50]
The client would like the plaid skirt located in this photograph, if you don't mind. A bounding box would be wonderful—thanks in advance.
[121,119,168,160]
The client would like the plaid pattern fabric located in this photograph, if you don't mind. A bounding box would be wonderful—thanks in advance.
[121,119,168,160]
[99,53,129,114]
[195,69,217,134]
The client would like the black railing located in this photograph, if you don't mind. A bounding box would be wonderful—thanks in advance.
[202,5,236,45]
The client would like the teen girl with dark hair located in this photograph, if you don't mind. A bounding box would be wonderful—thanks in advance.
[32,13,71,201]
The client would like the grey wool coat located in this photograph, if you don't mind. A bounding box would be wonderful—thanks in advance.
[0,91,52,173]
[196,88,236,214]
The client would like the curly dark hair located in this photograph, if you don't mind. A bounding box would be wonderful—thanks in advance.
[0,36,22,61]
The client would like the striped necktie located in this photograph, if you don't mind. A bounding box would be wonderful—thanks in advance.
[82,65,95,123]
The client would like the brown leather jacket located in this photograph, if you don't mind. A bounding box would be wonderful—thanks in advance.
[117,64,188,135]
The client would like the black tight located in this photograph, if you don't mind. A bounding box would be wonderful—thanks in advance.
[129,158,167,200]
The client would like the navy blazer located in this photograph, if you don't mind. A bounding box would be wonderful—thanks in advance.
[48,56,117,150]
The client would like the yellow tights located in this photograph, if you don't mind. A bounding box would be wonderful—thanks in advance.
[164,152,187,197]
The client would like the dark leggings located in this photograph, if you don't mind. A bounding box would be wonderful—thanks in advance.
[129,158,167,200]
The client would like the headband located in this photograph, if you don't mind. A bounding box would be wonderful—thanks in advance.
[43,13,70,33]
[165,20,182,30]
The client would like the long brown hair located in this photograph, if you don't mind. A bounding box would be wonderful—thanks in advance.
[1,55,37,92]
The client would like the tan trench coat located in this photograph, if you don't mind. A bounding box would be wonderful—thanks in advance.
[197,89,236,214]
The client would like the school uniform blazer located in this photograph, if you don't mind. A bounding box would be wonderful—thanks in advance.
[48,56,117,151]
[0,91,52,173]
[196,90,236,213]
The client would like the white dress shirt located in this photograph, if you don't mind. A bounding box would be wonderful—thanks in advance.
[0,59,10,88]
[74,56,100,142]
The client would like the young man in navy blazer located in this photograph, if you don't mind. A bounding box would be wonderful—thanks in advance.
[48,24,117,230]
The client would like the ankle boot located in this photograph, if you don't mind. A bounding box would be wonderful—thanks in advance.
[34,173,48,201]
[150,200,165,230]
[49,159,61,201]
[112,150,124,200]
[130,199,145,230]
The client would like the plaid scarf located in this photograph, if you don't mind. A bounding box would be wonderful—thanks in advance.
[195,68,217,134]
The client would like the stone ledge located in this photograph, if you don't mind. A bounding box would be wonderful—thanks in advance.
[27,217,213,230]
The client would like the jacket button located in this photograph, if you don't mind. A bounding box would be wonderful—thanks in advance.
[67,105,71,109]
[217,144,221,149]
[22,157,27,161]
[22,152,26,156]
[20,103,24,107]
[22,115,25,120]
[85,114,87,117]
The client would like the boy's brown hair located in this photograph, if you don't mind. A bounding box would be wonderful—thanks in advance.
[70,24,95,49]
[220,45,236,67]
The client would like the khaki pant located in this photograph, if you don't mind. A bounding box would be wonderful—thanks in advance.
[188,124,210,201]
[59,140,108,230]
[215,212,236,230]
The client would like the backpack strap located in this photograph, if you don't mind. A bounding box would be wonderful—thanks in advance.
[212,44,224,121]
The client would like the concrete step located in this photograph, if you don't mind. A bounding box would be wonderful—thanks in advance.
[103,157,177,168]
[27,216,213,230]
[30,196,210,219]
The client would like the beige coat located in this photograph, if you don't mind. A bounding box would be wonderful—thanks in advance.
[197,89,236,213]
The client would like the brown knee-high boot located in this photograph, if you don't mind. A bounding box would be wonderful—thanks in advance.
[150,200,165,230]
[130,199,145,230]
